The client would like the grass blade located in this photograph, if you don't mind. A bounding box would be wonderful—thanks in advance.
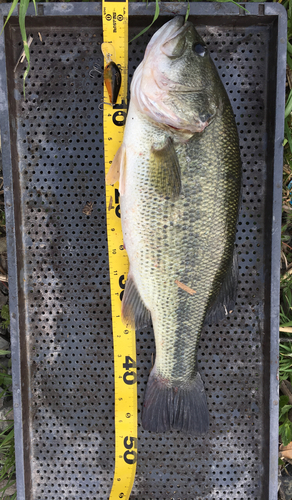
[280,320,292,327]
[18,0,31,95]
[0,0,19,36]
[31,0,37,15]
[0,480,16,493]
[185,1,190,22]
[0,423,14,438]
[0,429,14,447]
[0,373,12,386]
[130,0,160,43]
[285,118,292,154]
[286,89,292,118]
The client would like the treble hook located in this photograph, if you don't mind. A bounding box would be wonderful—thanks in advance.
[98,98,113,111]
[89,64,103,79]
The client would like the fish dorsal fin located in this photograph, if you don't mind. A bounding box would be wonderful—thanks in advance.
[204,249,238,325]
[150,136,181,201]
[122,274,151,329]
[106,144,127,195]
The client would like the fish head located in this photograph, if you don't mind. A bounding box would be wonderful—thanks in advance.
[131,16,222,135]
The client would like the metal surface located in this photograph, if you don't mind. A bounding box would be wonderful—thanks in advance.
[0,2,285,499]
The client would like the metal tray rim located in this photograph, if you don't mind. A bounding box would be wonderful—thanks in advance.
[0,3,286,499]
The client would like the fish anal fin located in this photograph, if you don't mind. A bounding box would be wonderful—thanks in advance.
[121,274,151,329]
[150,136,181,201]
[106,144,126,195]
[204,250,238,325]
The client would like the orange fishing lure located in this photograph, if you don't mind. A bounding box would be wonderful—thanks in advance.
[104,61,122,105]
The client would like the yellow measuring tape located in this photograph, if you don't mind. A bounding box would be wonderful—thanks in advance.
[102,2,137,499]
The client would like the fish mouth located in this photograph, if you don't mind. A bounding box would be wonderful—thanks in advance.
[156,16,185,42]
[144,16,186,58]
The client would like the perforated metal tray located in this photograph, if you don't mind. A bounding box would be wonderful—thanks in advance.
[0,2,286,499]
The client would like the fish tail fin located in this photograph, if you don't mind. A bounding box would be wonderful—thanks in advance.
[141,370,209,435]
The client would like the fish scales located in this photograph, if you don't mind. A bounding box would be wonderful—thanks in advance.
[108,17,241,434]
[123,96,240,380]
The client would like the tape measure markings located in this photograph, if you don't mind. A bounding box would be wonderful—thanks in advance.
[102,1,137,499]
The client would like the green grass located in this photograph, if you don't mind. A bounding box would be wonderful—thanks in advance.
[1,0,37,95]
[279,394,292,446]
[0,358,15,500]
[1,307,9,331]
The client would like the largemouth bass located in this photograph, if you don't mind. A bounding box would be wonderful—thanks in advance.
[107,17,241,434]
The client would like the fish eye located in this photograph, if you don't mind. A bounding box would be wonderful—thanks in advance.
[193,43,206,57]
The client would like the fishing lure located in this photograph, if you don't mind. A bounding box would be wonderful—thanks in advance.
[101,43,122,105]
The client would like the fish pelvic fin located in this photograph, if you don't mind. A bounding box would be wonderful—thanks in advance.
[141,370,209,435]
[150,136,181,201]
[121,274,151,329]
[106,144,126,195]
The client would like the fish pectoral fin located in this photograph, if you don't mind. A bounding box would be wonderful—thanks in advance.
[121,274,151,329]
[106,144,126,194]
[204,249,238,325]
[150,136,181,201]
